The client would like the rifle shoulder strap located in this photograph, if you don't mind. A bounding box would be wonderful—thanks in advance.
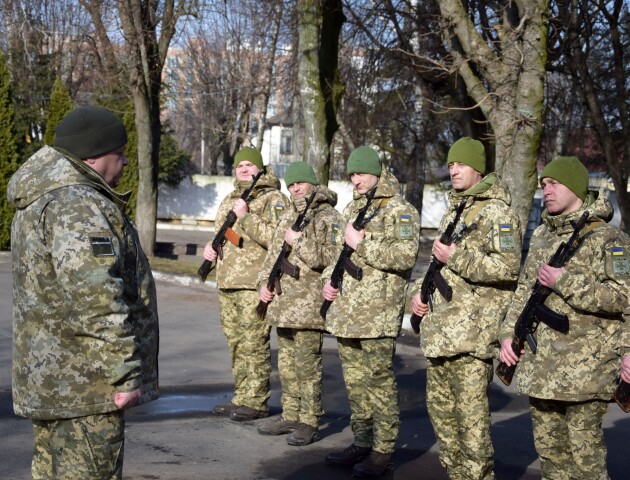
[463,198,490,226]
[563,219,606,263]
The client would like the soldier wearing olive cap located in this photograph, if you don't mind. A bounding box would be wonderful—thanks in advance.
[410,137,522,479]
[256,161,343,446]
[322,146,420,478]
[499,156,630,479]
[203,146,290,422]
[8,105,159,479]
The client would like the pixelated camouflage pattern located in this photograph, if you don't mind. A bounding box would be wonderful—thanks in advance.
[500,192,630,401]
[7,146,159,420]
[276,327,323,426]
[215,169,290,289]
[322,167,420,338]
[32,411,124,480]
[530,397,610,480]
[412,173,522,359]
[258,185,344,330]
[337,337,399,454]
[219,289,271,410]
[427,355,494,480]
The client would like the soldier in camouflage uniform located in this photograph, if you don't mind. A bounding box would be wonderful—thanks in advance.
[203,147,289,421]
[7,106,159,480]
[256,161,343,446]
[499,156,630,480]
[321,146,420,478]
[410,137,522,480]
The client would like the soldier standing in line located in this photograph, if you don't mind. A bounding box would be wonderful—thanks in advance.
[203,147,290,421]
[321,146,420,478]
[256,161,343,446]
[8,105,159,479]
[410,137,522,480]
[499,156,630,479]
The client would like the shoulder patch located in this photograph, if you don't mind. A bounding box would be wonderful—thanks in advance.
[610,247,629,277]
[498,223,515,251]
[90,235,115,257]
[331,224,340,245]
[398,214,413,240]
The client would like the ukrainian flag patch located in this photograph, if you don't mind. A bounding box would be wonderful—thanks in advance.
[398,214,413,239]
[498,223,515,251]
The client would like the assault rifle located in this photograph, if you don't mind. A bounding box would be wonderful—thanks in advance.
[614,380,630,413]
[197,168,266,282]
[256,190,317,320]
[495,211,590,386]
[409,199,468,334]
[320,186,377,320]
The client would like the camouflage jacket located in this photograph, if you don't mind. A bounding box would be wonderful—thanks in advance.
[257,186,344,330]
[215,169,289,290]
[411,173,522,359]
[499,192,630,401]
[322,168,420,339]
[7,146,159,420]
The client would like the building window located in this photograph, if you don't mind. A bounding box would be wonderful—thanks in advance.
[280,130,292,155]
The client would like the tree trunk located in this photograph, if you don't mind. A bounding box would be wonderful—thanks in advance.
[438,0,550,231]
[297,0,344,184]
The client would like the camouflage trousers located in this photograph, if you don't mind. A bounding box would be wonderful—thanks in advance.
[427,354,494,480]
[219,289,271,411]
[337,336,399,454]
[277,327,324,427]
[31,411,124,480]
[529,397,610,480]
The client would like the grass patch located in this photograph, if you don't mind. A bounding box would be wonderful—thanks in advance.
[149,256,215,281]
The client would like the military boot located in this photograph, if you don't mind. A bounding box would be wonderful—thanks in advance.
[211,402,239,417]
[325,444,371,467]
[351,451,393,478]
[286,423,320,446]
[257,416,299,435]
[229,405,268,422]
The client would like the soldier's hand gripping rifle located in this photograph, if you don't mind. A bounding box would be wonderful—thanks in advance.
[409,199,468,334]
[614,380,630,413]
[197,167,266,282]
[320,186,378,320]
[495,211,590,386]
[256,190,317,320]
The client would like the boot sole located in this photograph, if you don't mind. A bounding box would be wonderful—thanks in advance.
[286,433,321,446]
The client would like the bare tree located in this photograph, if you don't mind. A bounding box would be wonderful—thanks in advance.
[81,0,196,255]
[436,0,551,229]
[297,0,345,184]
[552,0,630,231]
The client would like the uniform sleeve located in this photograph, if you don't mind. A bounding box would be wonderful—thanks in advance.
[447,203,522,285]
[355,204,420,272]
[616,312,630,356]
[292,209,343,270]
[45,197,141,391]
[553,237,630,315]
[240,191,289,248]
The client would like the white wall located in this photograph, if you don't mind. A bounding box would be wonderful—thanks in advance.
[158,174,450,228]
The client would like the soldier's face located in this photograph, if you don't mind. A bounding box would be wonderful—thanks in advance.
[448,162,482,191]
[541,178,584,215]
[288,182,314,199]
[85,146,128,188]
[350,173,379,195]
[235,161,260,181]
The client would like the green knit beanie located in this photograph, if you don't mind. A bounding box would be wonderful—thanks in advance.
[347,146,382,176]
[284,161,319,187]
[540,156,589,200]
[234,146,264,170]
[54,105,127,159]
[447,137,486,174]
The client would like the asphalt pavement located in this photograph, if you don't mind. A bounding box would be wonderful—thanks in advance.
[1,235,629,479]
